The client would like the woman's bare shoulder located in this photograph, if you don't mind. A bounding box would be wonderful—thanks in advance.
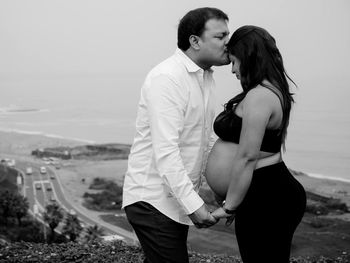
[246,85,281,106]
[242,86,282,119]
[245,86,276,102]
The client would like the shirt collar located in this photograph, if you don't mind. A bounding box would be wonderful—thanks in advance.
[175,48,214,74]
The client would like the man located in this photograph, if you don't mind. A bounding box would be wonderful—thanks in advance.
[122,7,230,263]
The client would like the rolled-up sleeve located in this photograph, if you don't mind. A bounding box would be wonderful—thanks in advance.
[145,74,204,214]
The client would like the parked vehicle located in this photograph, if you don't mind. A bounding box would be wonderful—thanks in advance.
[42,157,50,165]
[26,167,33,175]
[35,183,42,190]
[69,209,76,215]
[40,166,47,174]
[7,159,15,167]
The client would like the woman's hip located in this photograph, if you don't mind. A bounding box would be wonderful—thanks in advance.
[239,162,306,211]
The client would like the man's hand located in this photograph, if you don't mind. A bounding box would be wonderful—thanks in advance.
[211,207,236,226]
[189,204,217,228]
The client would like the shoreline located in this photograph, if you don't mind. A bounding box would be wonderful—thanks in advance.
[0,128,97,145]
[306,172,350,184]
[1,129,350,183]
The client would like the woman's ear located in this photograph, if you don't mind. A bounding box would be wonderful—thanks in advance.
[189,35,201,50]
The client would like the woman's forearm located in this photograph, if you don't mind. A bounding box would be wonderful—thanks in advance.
[224,157,257,210]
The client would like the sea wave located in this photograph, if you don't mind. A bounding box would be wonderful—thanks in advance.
[306,172,350,183]
[0,106,49,114]
[0,128,96,144]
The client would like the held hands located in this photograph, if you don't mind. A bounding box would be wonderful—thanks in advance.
[189,204,218,228]
[211,207,236,226]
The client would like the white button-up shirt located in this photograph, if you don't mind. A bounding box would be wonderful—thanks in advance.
[122,49,216,225]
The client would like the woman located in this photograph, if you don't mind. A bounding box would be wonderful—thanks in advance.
[205,25,306,262]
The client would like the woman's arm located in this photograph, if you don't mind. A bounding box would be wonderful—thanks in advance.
[211,87,275,221]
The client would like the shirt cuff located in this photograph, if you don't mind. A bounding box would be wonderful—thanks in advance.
[178,190,204,215]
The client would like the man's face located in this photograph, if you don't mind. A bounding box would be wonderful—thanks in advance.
[198,18,230,69]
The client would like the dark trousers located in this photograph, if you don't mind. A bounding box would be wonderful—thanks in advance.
[235,162,306,262]
[125,201,189,263]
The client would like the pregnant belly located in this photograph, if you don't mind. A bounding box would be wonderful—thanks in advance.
[205,139,239,198]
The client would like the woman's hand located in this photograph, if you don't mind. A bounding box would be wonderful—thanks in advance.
[211,207,236,226]
[189,204,218,228]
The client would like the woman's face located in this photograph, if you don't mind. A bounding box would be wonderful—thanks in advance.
[229,54,241,80]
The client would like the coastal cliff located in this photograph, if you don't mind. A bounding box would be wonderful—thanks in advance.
[31,143,131,161]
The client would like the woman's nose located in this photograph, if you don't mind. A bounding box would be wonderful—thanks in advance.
[224,36,229,45]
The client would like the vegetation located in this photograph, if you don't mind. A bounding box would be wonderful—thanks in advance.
[0,165,19,193]
[0,217,45,243]
[84,224,104,243]
[62,213,83,242]
[0,240,348,263]
[83,178,123,211]
[31,143,131,161]
[0,167,99,245]
[305,191,348,215]
[12,194,29,226]
[0,191,29,226]
[43,203,64,243]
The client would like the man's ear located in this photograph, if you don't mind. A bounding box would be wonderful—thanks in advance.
[189,35,201,50]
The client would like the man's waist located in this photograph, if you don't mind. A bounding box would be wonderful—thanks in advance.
[123,176,201,196]
[122,197,193,225]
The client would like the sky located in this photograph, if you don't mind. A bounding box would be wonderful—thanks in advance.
[1,0,349,84]
[1,0,350,179]
[0,0,350,127]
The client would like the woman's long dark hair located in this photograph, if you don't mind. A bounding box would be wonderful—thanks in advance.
[226,25,296,150]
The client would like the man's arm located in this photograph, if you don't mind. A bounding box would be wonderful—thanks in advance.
[146,74,216,227]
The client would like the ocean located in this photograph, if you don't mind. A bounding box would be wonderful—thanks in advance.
[1,75,350,182]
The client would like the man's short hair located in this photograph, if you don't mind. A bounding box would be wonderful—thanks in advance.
[177,7,229,51]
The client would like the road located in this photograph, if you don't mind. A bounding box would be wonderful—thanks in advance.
[13,158,137,244]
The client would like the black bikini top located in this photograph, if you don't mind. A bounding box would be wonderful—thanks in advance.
[213,102,282,153]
